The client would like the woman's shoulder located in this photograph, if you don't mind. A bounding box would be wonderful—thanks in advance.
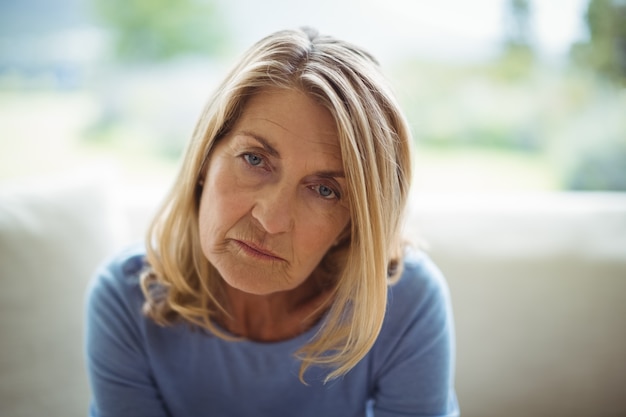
[390,248,450,303]
[86,242,148,313]
[382,247,453,333]
[368,248,455,375]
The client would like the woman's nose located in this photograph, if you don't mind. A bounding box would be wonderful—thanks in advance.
[250,184,295,234]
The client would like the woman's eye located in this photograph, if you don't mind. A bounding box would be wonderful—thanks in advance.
[313,184,339,200]
[243,153,264,167]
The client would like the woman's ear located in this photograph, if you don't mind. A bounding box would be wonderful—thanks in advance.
[195,174,207,204]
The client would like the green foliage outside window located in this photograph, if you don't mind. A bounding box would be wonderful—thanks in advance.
[93,0,229,62]
[571,0,626,85]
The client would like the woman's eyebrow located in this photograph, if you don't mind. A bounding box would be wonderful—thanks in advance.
[238,131,280,158]
[316,170,345,179]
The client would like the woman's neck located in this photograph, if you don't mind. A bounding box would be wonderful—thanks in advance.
[220,275,331,342]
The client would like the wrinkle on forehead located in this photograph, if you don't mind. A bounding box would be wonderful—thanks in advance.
[250,116,339,143]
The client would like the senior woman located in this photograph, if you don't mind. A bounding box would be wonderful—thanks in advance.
[85,27,459,417]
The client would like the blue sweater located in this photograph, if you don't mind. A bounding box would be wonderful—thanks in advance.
[85,245,459,417]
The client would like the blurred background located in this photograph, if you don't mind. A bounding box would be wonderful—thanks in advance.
[2,2,626,417]
[1,0,625,194]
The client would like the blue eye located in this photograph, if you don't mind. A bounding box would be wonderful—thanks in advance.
[314,184,338,199]
[243,153,263,166]
[319,185,333,197]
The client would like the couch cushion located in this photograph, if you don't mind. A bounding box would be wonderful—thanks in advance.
[406,192,626,417]
[0,174,128,417]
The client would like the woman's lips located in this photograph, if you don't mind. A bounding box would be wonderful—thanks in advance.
[233,240,285,261]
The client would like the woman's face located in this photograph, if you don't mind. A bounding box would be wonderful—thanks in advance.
[198,88,351,296]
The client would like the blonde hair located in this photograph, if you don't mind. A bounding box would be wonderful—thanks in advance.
[141,27,413,382]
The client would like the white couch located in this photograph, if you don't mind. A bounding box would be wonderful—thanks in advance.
[1,174,625,417]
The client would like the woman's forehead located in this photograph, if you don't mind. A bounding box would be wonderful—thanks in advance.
[233,88,342,158]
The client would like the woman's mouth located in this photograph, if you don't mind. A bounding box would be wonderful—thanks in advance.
[232,240,285,262]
